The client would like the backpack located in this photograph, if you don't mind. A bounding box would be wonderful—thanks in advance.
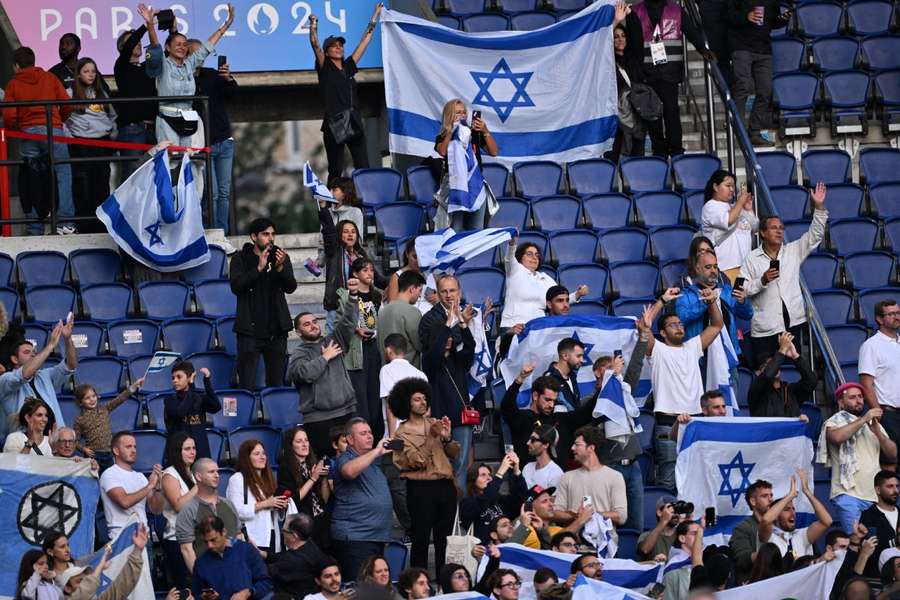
[629,83,664,121]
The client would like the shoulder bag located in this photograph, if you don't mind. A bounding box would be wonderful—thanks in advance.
[445,507,481,576]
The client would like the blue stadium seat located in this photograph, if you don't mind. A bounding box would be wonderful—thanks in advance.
[671,154,721,192]
[17,250,68,287]
[229,425,282,465]
[770,186,810,221]
[784,220,812,242]
[211,389,257,430]
[132,430,168,472]
[552,0,587,8]
[447,0,485,14]
[549,230,599,265]
[823,71,870,135]
[531,195,581,231]
[75,357,126,396]
[847,0,894,35]
[499,0,536,10]
[406,165,438,208]
[773,37,807,73]
[795,1,845,38]
[63,322,106,358]
[773,72,820,136]
[661,259,688,288]
[69,248,121,286]
[137,281,190,321]
[859,148,900,187]
[802,149,851,186]
[737,367,753,410]
[194,279,236,319]
[684,191,705,226]
[352,168,403,210]
[513,161,563,199]
[208,430,227,464]
[260,387,303,428]
[757,151,797,187]
[81,283,133,323]
[812,37,860,71]
[538,265,557,281]
[620,157,670,193]
[845,251,896,289]
[163,318,215,356]
[643,487,671,531]
[436,15,461,29]
[634,192,684,228]
[886,217,900,249]
[871,184,900,220]
[375,204,425,262]
[859,287,900,327]
[829,217,879,255]
[566,301,607,316]
[108,319,161,358]
[801,403,823,440]
[812,290,854,325]
[457,268,505,305]
[650,225,696,263]
[482,163,509,196]
[456,247,498,272]
[25,285,75,325]
[567,159,616,196]
[874,69,900,134]
[22,324,48,353]
[617,529,640,560]
[826,324,869,363]
[558,264,609,301]
[144,394,167,430]
[821,183,864,219]
[517,231,549,257]
[58,396,79,428]
[841,363,859,384]
[108,398,142,434]
[583,194,632,231]
[801,254,840,290]
[612,297,655,320]
[510,11,556,30]
[611,261,660,299]
[600,228,649,263]
[637,411,655,450]
[492,198,530,230]
[463,13,509,31]
[862,34,900,71]
[0,253,13,288]
[182,246,227,284]
[186,351,235,390]
[636,452,654,485]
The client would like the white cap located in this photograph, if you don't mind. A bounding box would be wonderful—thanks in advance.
[879,547,900,571]
[55,566,90,590]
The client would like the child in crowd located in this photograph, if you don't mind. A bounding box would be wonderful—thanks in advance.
[73,377,144,473]
[15,549,61,600]
[315,177,365,274]
[163,361,221,459]
[327,425,348,495]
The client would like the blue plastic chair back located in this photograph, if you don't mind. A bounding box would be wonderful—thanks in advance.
[802,149,851,185]
[773,37,807,73]
[847,0,893,35]
[17,251,67,287]
[812,36,860,71]
[801,254,839,290]
[463,13,509,31]
[651,225,696,263]
[229,425,282,465]
[448,0,485,13]
[812,290,854,325]
[182,246,227,283]
[510,11,556,31]
[770,185,810,221]
[796,0,844,38]
[163,318,215,356]
[620,157,669,193]
[612,261,660,299]
[374,204,425,241]
[862,34,900,71]
[671,154,721,192]
[353,168,403,209]
[860,148,900,186]
[82,283,133,323]
[194,279,237,319]
[25,285,75,324]
[858,287,900,327]
[567,159,616,196]
[550,230,599,265]
[108,319,161,358]
[0,253,13,287]
[773,72,819,110]
[635,192,684,228]
[75,357,126,396]
[558,263,609,301]
[757,151,797,186]
[186,351,236,390]
[583,194,632,231]
[132,430,168,471]
[826,324,869,363]
[514,161,563,198]
[482,163,509,196]
[69,249,121,286]
[406,166,438,206]
[260,387,303,428]
[211,389,258,430]
[822,183,864,219]
[531,195,581,231]
[829,217,879,255]
[600,227,649,263]
[457,268,505,305]
[138,281,190,321]
[493,198,530,230]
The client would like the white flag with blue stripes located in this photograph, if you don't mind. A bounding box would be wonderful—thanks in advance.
[447,122,487,213]
[97,151,209,272]
[675,417,815,545]
[303,161,336,203]
[145,351,181,375]
[79,517,153,600]
[707,327,741,415]
[416,227,516,272]
[714,552,843,599]
[381,2,618,166]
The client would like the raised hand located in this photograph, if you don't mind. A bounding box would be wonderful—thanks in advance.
[614,0,631,24]
[810,182,827,209]
[223,3,235,29]
[661,287,682,302]
[347,277,360,295]
[199,367,211,379]
[575,284,589,299]
[133,523,149,550]
[612,355,625,376]
[137,3,158,23]
[517,363,536,382]
[461,303,475,323]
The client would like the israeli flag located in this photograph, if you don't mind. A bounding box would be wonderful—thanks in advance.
[675,418,815,544]
[571,574,652,600]
[432,594,490,600]
[97,151,210,272]
[468,306,492,398]
[501,315,650,408]
[78,517,153,600]
[416,227,516,273]
[145,351,181,375]
[0,455,98,598]
[447,122,486,213]
[303,161,337,203]
[592,371,643,442]
[715,551,843,600]
[381,2,619,167]
[707,328,741,416]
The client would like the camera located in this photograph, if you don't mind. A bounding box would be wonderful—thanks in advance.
[670,500,694,515]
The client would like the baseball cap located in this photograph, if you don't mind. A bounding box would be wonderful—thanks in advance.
[56,566,91,590]
[323,35,346,51]
[526,484,556,503]
[880,547,900,571]
[656,495,678,510]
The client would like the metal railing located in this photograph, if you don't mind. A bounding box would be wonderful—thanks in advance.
[0,94,214,233]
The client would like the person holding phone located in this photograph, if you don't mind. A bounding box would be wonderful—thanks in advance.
[700,170,759,285]
[738,182,828,358]
[277,426,332,549]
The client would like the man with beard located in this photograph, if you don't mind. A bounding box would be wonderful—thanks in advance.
[757,468,833,563]
[541,338,585,413]
[49,33,80,90]
[859,470,900,577]
[637,496,683,560]
[509,485,592,550]
[820,382,897,532]
[729,479,774,580]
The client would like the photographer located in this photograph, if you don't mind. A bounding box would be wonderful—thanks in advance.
[229,217,297,389]
[637,495,691,560]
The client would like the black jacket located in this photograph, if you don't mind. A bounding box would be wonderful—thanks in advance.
[229,242,297,339]
[541,362,581,412]
[194,67,237,145]
[624,1,707,84]
[113,25,158,126]
[268,540,329,599]
[163,377,221,459]
[728,0,791,55]
[859,503,900,578]
[459,473,528,544]
[320,206,387,311]
[420,303,476,428]
[748,352,817,417]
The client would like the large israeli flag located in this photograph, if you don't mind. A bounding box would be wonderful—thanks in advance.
[381,2,619,167]
[79,517,153,600]
[97,151,210,272]
[501,315,650,407]
[715,552,843,599]
[0,455,98,599]
[675,418,815,544]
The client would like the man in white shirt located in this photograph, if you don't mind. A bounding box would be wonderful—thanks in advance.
[739,182,828,357]
[522,424,563,490]
[304,559,343,600]
[759,468,833,561]
[859,470,900,577]
[99,431,165,540]
[859,298,900,463]
[643,288,724,491]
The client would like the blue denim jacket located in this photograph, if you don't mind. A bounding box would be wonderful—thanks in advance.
[675,283,754,354]
[145,41,212,112]
[0,362,73,434]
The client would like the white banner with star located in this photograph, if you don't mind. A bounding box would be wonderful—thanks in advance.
[381,1,618,167]
[675,417,815,543]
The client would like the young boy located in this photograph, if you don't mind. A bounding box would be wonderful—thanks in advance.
[163,361,221,459]
[378,334,427,436]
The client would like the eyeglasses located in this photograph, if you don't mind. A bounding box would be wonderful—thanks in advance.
[452,573,470,580]
[664,322,684,329]
[58,439,76,445]
[500,581,521,589]
[881,311,900,318]
[523,251,541,258]
[582,562,601,570]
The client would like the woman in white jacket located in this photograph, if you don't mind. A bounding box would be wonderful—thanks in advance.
[226,439,290,558]
[16,550,61,600]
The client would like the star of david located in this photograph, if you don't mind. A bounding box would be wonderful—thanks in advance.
[718,451,756,508]
[17,480,82,545]
[474,348,492,378]
[470,58,535,123]
[145,220,163,247]
[570,331,594,368]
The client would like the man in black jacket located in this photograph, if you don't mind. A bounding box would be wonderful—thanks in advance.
[748,331,817,417]
[859,470,900,577]
[268,513,329,599]
[229,217,297,389]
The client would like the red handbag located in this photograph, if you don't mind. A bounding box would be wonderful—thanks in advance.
[460,406,482,426]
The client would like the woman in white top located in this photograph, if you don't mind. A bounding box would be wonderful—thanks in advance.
[700,170,759,284]
[500,238,586,329]
[227,439,290,558]
[161,432,196,588]
[3,398,54,455]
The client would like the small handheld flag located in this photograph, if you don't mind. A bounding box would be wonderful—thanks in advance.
[303,162,337,203]
[144,351,181,377]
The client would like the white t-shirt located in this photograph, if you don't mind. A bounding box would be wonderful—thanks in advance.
[2,431,53,456]
[701,200,756,270]
[302,594,327,600]
[858,331,900,408]
[161,466,193,541]
[523,460,564,491]
[379,359,428,399]
[100,464,149,539]
[769,526,814,558]
[649,337,705,415]
[878,505,899,532]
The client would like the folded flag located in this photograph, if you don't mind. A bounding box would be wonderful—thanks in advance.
[79,516,153,599]
[714,552,843,599]
[571,573,652,600]
[97,151,209,272]
[447,122,486,214]
[303,161,336,203]
[707,326,741,416]
[468,306,492,398]
[582,512,618,559]
[144,351,181,375]
[416,227,516,273]
[592,371,643,443]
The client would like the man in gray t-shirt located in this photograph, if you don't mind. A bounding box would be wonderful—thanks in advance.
[175,458,240,572]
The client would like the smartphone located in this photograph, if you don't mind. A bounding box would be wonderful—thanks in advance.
[582,495,593,508]
[473,110,482,121]
[524,499,533,512]
[504,444,515,455]
[217,55,227,68]
[385,439,405,451]
[704,506,717,527]
[769,259,780,271]
[177,589,191,600]
[866,527,879,540]
[614,349,623,358]
[734,277,746,290]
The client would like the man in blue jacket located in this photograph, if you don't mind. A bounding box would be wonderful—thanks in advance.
[192,515,273,600]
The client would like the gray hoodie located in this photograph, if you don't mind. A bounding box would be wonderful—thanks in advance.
[66,88,117,139]
[287,293,358,423]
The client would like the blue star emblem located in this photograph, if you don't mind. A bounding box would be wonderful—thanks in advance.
[470,58,535,123]
[145,220,163,247]
[718,451,756,508]
[474,349,492,378]
[570,331,594,368]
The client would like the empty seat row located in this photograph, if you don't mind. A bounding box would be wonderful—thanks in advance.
[787,1,896,39]
[803,251,900,292]
[757,147,900,188]
[774,35,899,74]
[813,286,900,327]
[439,11,560,31]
